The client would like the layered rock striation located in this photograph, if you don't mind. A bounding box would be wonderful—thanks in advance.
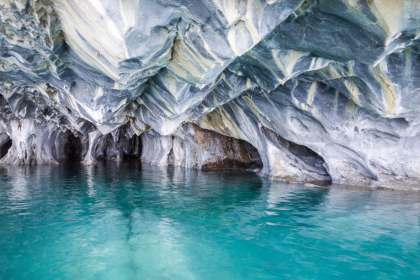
[1,0,420,189]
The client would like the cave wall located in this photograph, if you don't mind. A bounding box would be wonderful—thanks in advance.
[1,0,420,189]
[141,123,262,171]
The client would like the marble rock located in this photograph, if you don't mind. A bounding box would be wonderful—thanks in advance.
[1,0,420,189]
[141,123,262,170]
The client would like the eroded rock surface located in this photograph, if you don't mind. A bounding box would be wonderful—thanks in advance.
[141,123,262,171]
[1,0,420,189]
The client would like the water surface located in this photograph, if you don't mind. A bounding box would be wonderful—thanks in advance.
[0,163,419,279]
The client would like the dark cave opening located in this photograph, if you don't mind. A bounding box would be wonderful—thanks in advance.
[262,127,332,184]
[286,140,329,172]
[197,127,263,171]
[64,133,83,162]
[205,138,264,171]
[123,134,142,161]
[242,140,263,168]
[92,133,143,162]
[0,139,12,159]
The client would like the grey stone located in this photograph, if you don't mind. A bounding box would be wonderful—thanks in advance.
[1,0,420,189]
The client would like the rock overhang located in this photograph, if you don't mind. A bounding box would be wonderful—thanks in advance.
[1,0,420,189]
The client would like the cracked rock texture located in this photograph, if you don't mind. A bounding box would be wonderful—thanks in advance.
[1,0,420,189]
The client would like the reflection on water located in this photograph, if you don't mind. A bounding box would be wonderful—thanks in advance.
[0,162,420,279]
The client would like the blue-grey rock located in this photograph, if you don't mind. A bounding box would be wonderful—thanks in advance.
[1,0,420,190]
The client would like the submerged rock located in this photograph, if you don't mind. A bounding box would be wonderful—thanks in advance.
[1,0,420,189]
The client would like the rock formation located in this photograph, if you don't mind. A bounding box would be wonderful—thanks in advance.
[1,0,420,189]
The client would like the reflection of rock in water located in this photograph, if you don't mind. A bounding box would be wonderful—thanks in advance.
[1,1,420,189]
[123,212,134,243]
[264,179,330,211]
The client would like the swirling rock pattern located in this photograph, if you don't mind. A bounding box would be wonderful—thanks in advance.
[1,0,420,189]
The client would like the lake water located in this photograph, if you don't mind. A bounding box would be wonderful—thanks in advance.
[0,162,419,279]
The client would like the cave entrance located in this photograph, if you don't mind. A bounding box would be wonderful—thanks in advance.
[123,134,142,161]
[262,127,332,185]
[204,137,264,171]
[286,140,332,183]
[0,139,12,159]
[64,133,83,162]
[196,127,263,171]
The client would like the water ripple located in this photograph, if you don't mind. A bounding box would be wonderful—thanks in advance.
[0,163,419,279]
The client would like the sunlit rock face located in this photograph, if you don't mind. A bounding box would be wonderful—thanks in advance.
[1,0,420,189]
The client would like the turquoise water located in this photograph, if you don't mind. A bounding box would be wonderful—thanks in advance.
[0,163,419,280]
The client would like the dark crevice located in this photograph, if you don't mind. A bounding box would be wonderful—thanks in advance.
[287,141,327,172]
[167,148,175,166]
[123,134,142,161]
[95,136,108,161]
[0,139,12,159]
[242,141,263,167]
[64,133,83,162]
